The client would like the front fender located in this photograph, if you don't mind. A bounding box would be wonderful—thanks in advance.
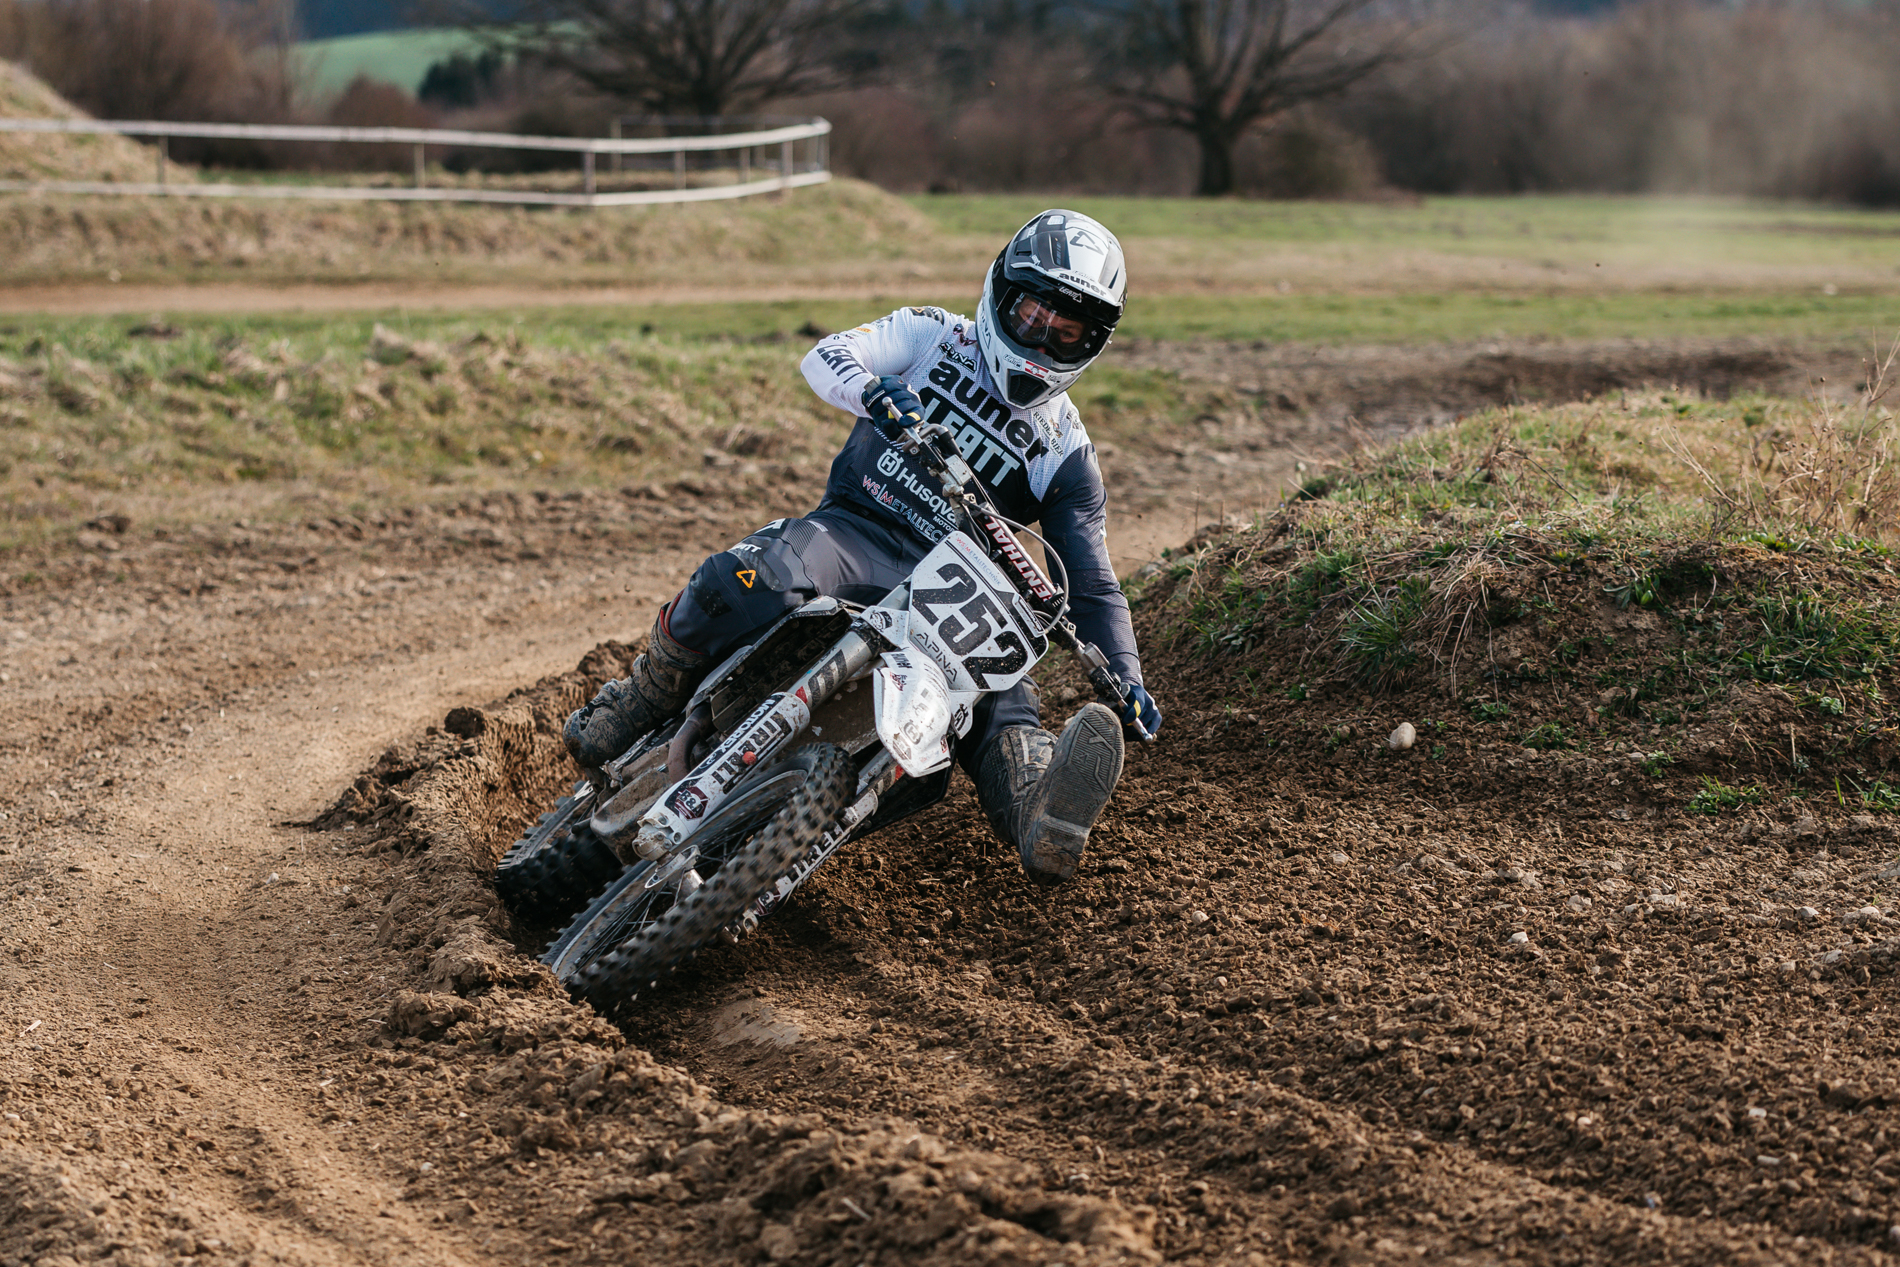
[872,649,978,778]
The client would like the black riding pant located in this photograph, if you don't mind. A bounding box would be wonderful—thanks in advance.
[665,505,1039,776]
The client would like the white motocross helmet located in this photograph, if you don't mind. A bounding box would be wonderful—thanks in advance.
[974,209,1127,409]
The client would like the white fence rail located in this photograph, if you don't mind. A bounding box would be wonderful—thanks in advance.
[0,116,832,207]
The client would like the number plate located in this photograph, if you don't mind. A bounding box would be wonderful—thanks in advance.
[905,531,1049,692]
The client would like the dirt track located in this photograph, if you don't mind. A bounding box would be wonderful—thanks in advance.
[6,339,1900,1266]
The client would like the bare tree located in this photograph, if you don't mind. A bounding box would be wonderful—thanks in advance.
[497,0,875,117]
[1100,0,1412,196]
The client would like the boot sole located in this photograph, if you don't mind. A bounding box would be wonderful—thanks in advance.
[1022,704,1125,885]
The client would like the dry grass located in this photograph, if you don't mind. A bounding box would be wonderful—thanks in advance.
[1666,338,1900,544]
[0,60,156,182]
[1143,378,1900,705]
[0,176,940,286]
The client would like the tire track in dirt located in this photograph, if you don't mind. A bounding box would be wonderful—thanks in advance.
[0,499,717,1267]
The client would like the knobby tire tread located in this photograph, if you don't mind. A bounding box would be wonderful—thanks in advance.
[494,790,622,926]
[574,743,851,1016]
[541,858,654,978]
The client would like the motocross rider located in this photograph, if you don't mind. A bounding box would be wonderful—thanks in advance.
[564,209,1163,885]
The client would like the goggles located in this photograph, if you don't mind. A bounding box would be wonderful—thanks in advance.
[997,287,1114,364]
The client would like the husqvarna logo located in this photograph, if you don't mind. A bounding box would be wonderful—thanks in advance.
[876,448,903,476]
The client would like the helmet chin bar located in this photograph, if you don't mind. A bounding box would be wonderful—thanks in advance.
[1006,370,1048,407]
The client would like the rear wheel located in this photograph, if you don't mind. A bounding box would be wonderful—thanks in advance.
[494,785,622,927]
[558,743,851,1016]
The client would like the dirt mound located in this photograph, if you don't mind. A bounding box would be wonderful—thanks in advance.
[297,644,1163,1266]
[0,62,156,185]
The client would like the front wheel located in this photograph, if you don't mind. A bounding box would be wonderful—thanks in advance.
[560,743,852,1016]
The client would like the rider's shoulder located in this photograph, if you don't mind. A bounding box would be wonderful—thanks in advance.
[895,305,956,327]
[1026,393,1089,453]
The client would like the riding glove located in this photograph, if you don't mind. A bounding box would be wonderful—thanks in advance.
[1113,681,1162,740]
[862,375,924,439]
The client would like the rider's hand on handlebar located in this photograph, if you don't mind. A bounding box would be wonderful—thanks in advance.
[862,375,924,441]
[1112,681,1162,741]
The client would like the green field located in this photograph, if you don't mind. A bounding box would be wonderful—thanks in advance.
[293,28,487,97]
[913,193,1900,276]
[534,290,1898,347]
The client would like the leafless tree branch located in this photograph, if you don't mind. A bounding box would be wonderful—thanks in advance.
[1098,0,1416,195]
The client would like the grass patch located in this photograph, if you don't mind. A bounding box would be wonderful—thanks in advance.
[1116,290,1898,345]
[910,193,1900,272]
[1862,780,1900,812]
[0,313,861,551]
[1690,776,1764,814]
[1521,723,1576,751]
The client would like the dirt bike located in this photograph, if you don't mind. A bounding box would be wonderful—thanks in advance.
[494,413,1153,1017]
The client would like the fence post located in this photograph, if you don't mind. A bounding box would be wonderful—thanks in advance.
[674,148,684,189]
[412,143,424,189]
[740,145,749,185]
[584,149,595,196]
[780,139,793,185]
[156,135,167,186]
[610,119,621,173]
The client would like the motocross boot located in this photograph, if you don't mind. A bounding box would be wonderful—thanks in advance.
[563,606,711,780]
[977,703,1125,886]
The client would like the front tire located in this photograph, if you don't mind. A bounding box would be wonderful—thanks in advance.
[563,743,852,1016]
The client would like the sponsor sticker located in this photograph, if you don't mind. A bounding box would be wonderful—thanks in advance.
[735,568,757,589]
[908,629,956,679]
[666,782,708,820]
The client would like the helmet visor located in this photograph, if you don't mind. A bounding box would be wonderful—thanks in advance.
[998,287,1113,364]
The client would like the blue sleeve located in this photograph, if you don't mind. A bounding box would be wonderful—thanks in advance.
[1039,444,1143,687]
